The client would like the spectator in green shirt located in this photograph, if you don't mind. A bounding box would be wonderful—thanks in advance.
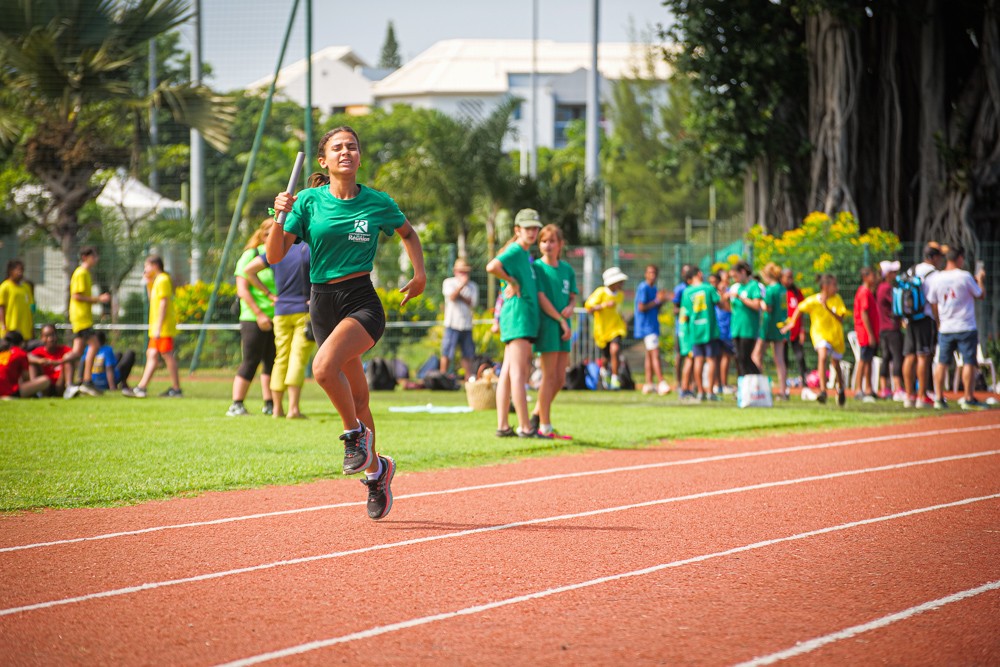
[729,261,763,377]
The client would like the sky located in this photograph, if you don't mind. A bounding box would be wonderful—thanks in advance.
[189,0,671,92]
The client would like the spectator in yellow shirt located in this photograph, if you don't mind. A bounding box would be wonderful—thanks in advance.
[782,273,848,406]
[123,255,181,398]
[0,259,34,341]
[585,267,628,390]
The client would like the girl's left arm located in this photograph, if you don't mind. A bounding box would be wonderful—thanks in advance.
[397,221,426,306]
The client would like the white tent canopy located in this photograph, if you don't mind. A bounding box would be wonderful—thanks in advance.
[13,171,185,220]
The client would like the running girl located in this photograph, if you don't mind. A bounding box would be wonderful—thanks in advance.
[782,273,848,406]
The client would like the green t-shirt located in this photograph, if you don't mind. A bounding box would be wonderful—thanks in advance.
[677,305,691,356]
[496,243,539,343]
[235,246,276,321]
[760,282,788,341]
[534,259,578,353]
[730,280,762,338]
[283,184,406,284]
[681,282,720,345]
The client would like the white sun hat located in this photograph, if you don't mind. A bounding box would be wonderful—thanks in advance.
[602,267,628,287]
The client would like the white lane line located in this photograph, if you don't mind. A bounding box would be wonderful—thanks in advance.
[4,423,998,554]
[2,449,997,618]
[733,580,1000,666]
[214,494,1000,667]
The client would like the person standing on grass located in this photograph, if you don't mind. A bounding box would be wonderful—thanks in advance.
[781,268,808,388]
[927,246,987,410]
[634,264,671,396]
[852,266,880,402]
[123,256,181,399]
[439,258,478,379]
[680,265,726,401]
[269,126,426,521]
[902,243,944,408]
[69,247,111,394]
[729,261,763,378]
[226,220,278,417]
[244,234,314,419]
[529,224,576,439]
[0,259,34,342]
[876,260,905,400]
[585,267,629,390]
[755,263,789,400]
[782,274,848,406]
[710,270,735,393]
[488,209,568,437]
[671,264,692,390]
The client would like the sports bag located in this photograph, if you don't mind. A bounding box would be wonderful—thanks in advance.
[736,374,774,408]
[892,270,931,320]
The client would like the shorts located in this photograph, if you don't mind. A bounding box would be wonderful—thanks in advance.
[903,317,936,357]
[642,333,660,351]
[237,321,275,380]
[310,275,385,349]
[600,336,623,363]
[690,339,720,359]
[73,327,95,340]
[937,330,978,366]
[816,338,843,360]
[442,327,475,360]
[719,338,735,355]
[859,344,878,362]
[148,337,174,353]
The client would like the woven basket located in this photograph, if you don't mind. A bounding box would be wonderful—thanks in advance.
[465,379,497,411]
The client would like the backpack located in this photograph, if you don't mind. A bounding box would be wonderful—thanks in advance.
[564,362,588,390]
[365,357,397,391]
[618,358,636,391]
[892,269,931,320]
[423,371,459,391]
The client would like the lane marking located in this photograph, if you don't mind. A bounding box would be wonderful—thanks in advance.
[4,423,999,554]
[215,495,1000,667]
[2,449,997,618]
[733,580,1000,666]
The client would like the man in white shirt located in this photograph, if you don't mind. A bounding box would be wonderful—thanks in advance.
[902,243,944,407]
[927,245,986,409]
[440,258,479,378]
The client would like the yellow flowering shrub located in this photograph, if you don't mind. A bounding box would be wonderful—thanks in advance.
[175,281,239,323]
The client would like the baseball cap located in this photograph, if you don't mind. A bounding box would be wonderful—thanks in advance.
[513,208,543,229]
[879,260,900,277]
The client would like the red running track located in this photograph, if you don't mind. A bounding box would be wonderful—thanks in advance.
[1,412,999,666]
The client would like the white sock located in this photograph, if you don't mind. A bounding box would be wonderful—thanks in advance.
[539,424,553,435]
[344,420,363,435]
[365,457,383,480]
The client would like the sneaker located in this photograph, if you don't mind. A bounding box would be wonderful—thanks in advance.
[721,385,736,395]
[262,401,274,415]
[657,380,672,396]
[517,428,540,438]
[862,394,877,404]
[63,385,81,400]
[123,386,147,398]
[801,388,818,401]
[226,402,250,417]
[642,383,655,395]
[495,427,515,438]
[78,381,102,397]
[959,397,986,410]
[919,395,934,408]
[708,392,723,402]
[537,429,572,440]
[608,375,621,390]
[837,391,846,407]
[159,388,183,398]
[340,421,374,475]
[529,413,540,432]
[878,389,892,400]
[902,396,915,408]
[892,390,908,402]
[934,398,948,410]
[817,392,828,404]
[360,455,395,520]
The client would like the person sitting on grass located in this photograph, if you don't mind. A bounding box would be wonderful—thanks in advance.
[86,330,135,393]
[28,324,79,398]
[0,331,50,399]
[782,273,848,406]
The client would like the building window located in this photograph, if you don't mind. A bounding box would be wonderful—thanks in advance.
[553,104,586,147]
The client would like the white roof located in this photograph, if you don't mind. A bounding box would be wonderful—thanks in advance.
[245,45,370,92]
[97,174,184,218]
[373,39,669,98]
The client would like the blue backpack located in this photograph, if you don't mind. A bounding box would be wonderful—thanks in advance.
[892,270,931,320]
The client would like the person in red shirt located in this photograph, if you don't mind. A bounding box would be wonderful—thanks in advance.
[853,266,880,400]
[875,260,904,399]
[781,269,807,386]
[0,331,51,399]
[28,324,78,397]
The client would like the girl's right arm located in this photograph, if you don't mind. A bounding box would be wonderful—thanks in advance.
[267,192,299,264]
[486,258,520,298]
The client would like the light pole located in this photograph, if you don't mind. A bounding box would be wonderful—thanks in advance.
[189,0,205,283]
[583,0,602,295]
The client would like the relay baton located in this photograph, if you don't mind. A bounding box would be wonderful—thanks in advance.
[276,151,306,225]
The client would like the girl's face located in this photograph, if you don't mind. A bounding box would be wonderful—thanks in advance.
[825,279,838,295]
[516,226,540,246]
[538,233,561,258]
[644,266,658,284]
[318,131,361,177]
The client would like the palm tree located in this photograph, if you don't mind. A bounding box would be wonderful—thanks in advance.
[0,0,234,286]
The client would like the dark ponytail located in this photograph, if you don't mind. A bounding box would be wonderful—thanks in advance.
[307,172,330,188]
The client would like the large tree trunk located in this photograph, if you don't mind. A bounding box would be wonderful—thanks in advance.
[806,10,861,218]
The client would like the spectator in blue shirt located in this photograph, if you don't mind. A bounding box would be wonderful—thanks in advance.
[86,331,135,392]
[634,265,670,395]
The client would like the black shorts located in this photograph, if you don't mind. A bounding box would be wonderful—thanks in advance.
[859,344,878,362]
[310,275,385,349]
[600,336,623,363]
[903,317,936,357]
[73,327,95,340]
[237,321,276,381]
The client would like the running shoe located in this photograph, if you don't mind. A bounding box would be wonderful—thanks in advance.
[537,428,572,440]
[78,381,102,397]
[495,427,515,438]
[360,455,395,520]
[657,380,672,396]
[226,402,249,417]
[63,385,81,399]
[902,396,915,408]
[529,413,540,433]
[340,421,374,474]
[159,388,183,398]
[817,392,828,404]
[122,386,147,398]
[262,401,274,415]
[837,391,846,407]
[642,383,655,395]
[934,398,949,410]
[608,375,622,390]
[959,397,986,410]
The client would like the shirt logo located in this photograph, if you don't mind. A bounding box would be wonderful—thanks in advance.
[348,219,372,243]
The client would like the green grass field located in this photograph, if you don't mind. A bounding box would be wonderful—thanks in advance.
[2,377,921,512]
